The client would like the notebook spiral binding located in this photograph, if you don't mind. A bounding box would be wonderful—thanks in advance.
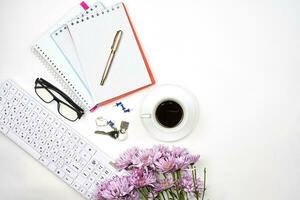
[53,4,121,36]
[69,4,121,27]
[32,46,90,110]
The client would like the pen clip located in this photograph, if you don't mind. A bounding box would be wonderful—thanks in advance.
[111,30,123,52]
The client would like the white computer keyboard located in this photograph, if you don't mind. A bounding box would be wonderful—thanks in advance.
[0,80,118,199]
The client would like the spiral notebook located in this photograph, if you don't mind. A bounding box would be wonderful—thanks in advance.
[33,1,104,110]
[34,1,155,111]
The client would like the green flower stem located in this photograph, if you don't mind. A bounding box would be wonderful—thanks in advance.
[165,189,172,199]
[169,189,176,199]
[160,192,166,200]
[138,188,148,200]
[191,165,199,200]
[172,172,180,199]
[201,168,207,200]
[177,170,186,200]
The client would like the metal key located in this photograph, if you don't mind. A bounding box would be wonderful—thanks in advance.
[119,121,129,134]
[94,130,119,139]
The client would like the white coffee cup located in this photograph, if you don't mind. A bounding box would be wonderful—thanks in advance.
[140,84,199,142]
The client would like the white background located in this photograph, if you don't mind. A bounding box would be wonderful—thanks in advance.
[0,0,299,199]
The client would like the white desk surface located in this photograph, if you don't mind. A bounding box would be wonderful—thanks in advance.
[0,0,299,199]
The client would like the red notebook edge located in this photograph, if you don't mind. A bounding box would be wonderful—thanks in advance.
[90,3,155,112]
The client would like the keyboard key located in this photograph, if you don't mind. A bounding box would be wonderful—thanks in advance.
[63,176,73,185]
[39,109,48,119]
[71,134,80,142]
[81,170,90,178]
[2,81,11,89]
[18,102,26,111]
[83,181,92,190]
[29,112,38,120]
[70,162,82,173]
[46,115,54,124]
[80,151,91,161]
[0,88,8,96]
[67,140,75,148]
[25,127,34,135]
[73,145,81,154]
[15,91,23,99]
[85,164,94,173]
[6,121,14,129]
[84,145,96,155]
[48,163,57,172]
[28,101,36,109]
[63,166,78,179]
[54,131,63,138]
[0,124,8,134]
[79,187,86,195]
[33,105,42,114]
[72,182,81,190]
[35,117,44,125]
[75,175,87,185]
[6,92,14,101]
[37,146,45,154]
[57,160,65,169]
[39,157,50,166]
[4,100,13,109]
[9,86,17,94]
[59,125,67,133]
[85,191,94,199]
[80,160,88,168]
[90,159,98,166]
[52,120,60,128]
[0,99,6,111]
[31,140,38,149]
[78,140,86,148]
[25,136,33,144]
[12,97,20,106]
[56,169,65,178]
[88,176,96,183]
[92,170,101,177]
[73,154,81,162]
[21,95,29,104]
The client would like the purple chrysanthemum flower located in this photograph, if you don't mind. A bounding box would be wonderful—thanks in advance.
[171,146,190,158]
[153,177,174,193]
[129,168,157,188]
[132,148,162,169]
[97,176,134,199]
[174,155,192,170]
[188,154,200,165]
[115,147,140,170]
[152,145,170,157]
[179,172,204,196]
[180,173,194,193]
[154,156,176,173]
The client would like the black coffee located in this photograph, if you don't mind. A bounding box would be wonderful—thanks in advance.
[155,100,184,128]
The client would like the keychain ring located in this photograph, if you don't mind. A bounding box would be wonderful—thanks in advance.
[95,117,108,127]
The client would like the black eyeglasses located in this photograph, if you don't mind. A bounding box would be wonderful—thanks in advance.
[35,78,84,121]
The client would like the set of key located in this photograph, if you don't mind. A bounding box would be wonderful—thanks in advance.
[94,120,129,141]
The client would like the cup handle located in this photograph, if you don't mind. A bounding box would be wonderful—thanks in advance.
[140,114,152,118]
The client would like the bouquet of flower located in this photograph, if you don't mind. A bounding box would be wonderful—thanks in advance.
[96,145,206,200]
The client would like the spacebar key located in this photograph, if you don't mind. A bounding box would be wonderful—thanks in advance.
[7,132,41,159]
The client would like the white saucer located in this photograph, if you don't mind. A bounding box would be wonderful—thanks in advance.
[140,84,199,142]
